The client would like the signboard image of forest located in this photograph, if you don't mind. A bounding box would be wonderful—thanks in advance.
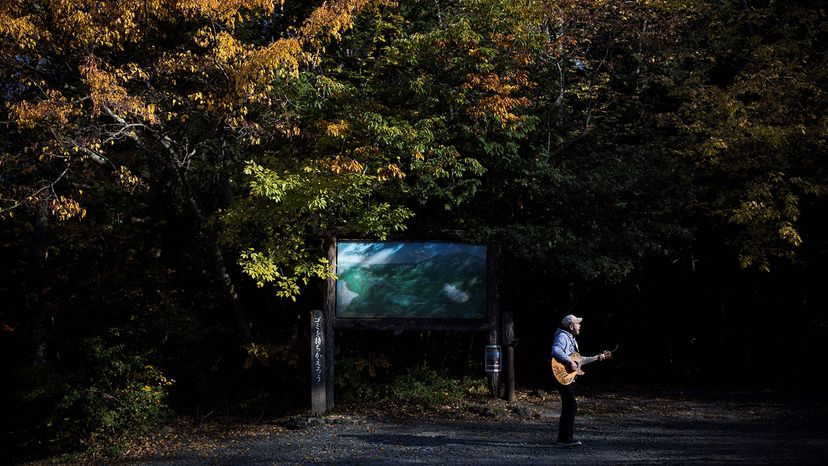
[336,241,487,319]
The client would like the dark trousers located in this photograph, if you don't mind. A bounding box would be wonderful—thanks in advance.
[555,381,577,443]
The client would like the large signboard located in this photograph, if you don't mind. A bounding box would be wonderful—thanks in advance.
[336,241,487,319]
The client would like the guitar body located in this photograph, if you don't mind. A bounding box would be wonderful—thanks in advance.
[550,349,613,385]
[551,352,585,386]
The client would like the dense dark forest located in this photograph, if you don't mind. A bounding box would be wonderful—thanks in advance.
[1,0,826,461]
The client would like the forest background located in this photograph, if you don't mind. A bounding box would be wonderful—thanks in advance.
[1,0,826,462]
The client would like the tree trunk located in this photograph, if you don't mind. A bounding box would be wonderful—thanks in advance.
[25,199,50,365]
[105,110,252,340]
[149,141,251,340]
[209,234,251,339]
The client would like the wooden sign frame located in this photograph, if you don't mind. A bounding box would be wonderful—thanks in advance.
[310,236,505,415]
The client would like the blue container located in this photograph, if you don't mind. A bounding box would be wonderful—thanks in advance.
[484,345,501,373]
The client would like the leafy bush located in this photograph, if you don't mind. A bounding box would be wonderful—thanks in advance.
[335,356,489,412]
[14,337,173,458]
[390,366,467,411]
[335,354,393,403]
[59,338,172,454]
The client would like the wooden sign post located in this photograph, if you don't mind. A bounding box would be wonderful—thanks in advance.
[486,246,501,398]
[310,308,327,415]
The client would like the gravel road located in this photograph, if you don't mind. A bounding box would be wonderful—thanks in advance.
[120,389,827,465]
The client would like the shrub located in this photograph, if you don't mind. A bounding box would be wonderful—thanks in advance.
[390,366,466,410]
[14,337,173,458]
[335,354,392,403]
[335,358,488,413]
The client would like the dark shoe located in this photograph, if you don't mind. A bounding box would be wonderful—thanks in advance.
[556,439,582,447]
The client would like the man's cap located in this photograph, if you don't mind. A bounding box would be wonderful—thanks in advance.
[561,314,583,327]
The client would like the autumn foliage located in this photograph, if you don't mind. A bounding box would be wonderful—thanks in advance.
[1,0,826,462]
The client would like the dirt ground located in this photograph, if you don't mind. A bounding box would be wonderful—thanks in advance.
[49,387,828,465]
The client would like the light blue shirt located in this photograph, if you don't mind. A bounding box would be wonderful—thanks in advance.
[550,328,579,365]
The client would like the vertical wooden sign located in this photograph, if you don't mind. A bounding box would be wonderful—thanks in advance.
[310,308,326,415]
[486,246,501,398]
[502,309,516,402]
[323,235,337,412]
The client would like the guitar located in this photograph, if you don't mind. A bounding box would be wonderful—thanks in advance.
[550,346,616,385]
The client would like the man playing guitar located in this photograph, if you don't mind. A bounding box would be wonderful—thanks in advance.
[550,314,611,446]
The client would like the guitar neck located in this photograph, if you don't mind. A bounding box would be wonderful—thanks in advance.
[579,355,602,367]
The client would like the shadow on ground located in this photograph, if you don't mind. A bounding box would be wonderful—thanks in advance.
[61,388,828,465]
